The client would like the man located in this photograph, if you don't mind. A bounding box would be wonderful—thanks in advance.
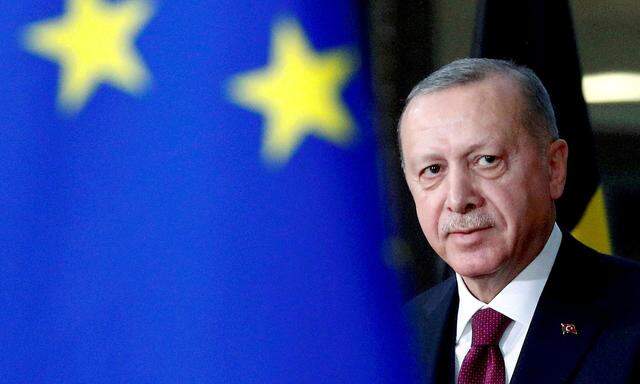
[399,58,640,384]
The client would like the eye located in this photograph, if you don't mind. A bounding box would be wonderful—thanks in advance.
[422,164,441,176]
[477,155,498,167]
[417,163,445,188]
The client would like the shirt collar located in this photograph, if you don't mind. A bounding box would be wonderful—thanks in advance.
[455,223,562,342]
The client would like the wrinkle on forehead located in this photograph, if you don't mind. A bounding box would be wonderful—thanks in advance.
[407,116,467,133]
[401,77,526,144]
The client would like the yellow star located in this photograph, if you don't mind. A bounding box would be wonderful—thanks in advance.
[229,18,358,165]
[23,0,154,114]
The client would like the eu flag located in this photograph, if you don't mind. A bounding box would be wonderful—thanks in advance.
[0,1,414,382]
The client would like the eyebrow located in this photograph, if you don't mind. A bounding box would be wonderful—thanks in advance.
[463,140,500,154]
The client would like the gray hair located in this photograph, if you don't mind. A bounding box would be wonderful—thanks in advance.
[398,58,559,164]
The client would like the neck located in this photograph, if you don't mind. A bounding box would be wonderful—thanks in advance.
[461,270,518,303]
[461,221,555,303]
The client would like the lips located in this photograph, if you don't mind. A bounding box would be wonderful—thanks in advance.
[446,228,492,247]
[447,225,492,236]
[449,226,491,234]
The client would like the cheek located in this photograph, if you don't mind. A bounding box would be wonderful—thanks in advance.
[481,182,523,225]
[414,194,445,242]
[483,177,541,231]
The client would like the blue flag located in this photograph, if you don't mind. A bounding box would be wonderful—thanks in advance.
[1,0,414,382]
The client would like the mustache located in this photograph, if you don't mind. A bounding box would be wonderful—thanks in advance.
[441,212,495,234]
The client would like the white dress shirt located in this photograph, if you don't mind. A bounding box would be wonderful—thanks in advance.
[454,223,562,383]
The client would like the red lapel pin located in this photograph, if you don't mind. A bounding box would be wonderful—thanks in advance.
[561,323,578,335]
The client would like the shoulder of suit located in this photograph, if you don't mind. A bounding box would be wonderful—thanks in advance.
[568,235,640,289]
[403,276,456,320]
[565,236,640,321]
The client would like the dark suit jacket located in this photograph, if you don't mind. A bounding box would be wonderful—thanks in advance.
[405,234,640,383]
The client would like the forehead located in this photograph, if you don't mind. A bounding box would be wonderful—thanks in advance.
[400,76,526,153]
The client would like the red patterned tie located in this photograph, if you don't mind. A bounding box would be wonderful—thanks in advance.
[458,308,512,384]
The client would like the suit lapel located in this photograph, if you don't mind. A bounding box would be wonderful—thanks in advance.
[409,277,458,384]
[510,235,607,384]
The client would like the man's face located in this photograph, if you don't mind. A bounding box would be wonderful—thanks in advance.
[399,76,567,279]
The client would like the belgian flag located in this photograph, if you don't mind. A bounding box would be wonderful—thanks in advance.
[472,0,611,254]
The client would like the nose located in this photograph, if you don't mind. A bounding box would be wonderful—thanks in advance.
[445,166,483,214]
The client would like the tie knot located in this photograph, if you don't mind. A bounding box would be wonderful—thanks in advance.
[471,308,512,346]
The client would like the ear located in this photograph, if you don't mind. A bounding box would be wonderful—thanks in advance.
[547,139,568,200]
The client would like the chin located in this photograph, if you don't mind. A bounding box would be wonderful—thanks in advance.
[444,248,505,279]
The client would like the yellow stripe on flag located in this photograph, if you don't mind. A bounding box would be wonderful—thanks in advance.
[571,186,612,255]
